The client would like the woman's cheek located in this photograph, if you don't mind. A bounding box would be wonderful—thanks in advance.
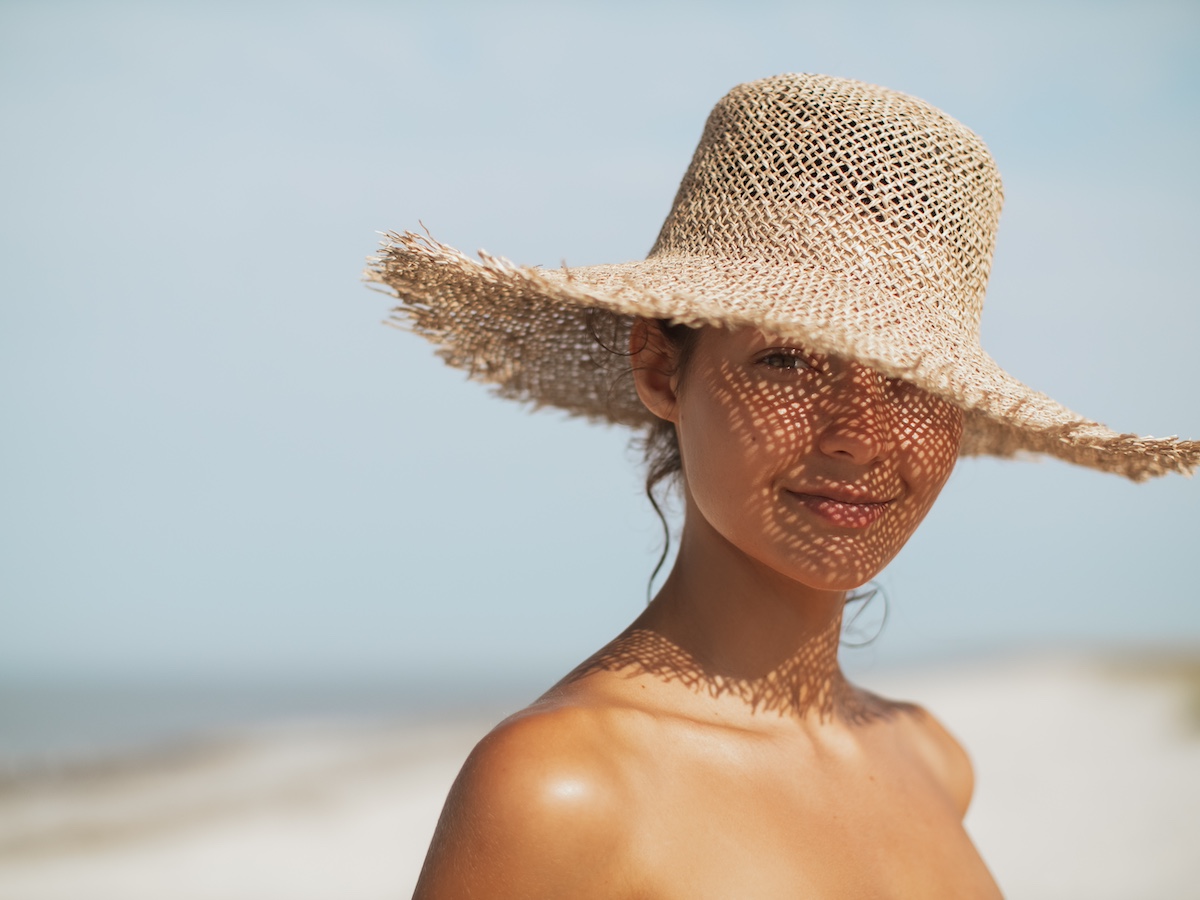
[898,404,963,514]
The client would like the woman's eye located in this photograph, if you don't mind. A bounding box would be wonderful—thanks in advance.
[759,350,812,370]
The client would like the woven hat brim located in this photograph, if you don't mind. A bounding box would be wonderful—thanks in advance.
[367,231,1199,482]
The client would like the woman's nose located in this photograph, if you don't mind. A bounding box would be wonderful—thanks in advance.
[815,363,894,465]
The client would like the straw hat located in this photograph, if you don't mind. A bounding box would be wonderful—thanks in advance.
[366,73,1198,481]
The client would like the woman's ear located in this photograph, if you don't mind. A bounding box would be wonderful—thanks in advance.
[630,318,680,423]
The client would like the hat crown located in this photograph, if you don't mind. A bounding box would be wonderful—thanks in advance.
[650,74,1004,336]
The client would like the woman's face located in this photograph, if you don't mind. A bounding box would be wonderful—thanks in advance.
[655,325,963,592]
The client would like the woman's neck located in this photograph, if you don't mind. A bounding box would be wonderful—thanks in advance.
[627,509,861,724]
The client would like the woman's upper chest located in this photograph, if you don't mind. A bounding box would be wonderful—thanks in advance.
[616,720,1002,900]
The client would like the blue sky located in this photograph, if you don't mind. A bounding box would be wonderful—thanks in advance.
[1,0,1197,684]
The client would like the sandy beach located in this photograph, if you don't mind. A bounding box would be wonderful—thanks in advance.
[1,652,1197,900]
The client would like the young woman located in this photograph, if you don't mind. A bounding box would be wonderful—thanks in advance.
[368,74,1198,898]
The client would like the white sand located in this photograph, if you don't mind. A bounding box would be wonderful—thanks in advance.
[1,654,1197,899]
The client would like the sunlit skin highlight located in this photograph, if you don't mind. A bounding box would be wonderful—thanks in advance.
[412,322,1001,899]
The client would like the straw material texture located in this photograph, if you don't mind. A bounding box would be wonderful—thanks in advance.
[367,74,1198,481]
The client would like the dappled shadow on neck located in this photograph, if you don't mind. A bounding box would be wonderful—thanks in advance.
[561,626,911,727]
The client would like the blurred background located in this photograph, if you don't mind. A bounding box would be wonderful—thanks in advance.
[1,0,1197,897]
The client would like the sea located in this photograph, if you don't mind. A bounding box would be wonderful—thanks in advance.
[0,670,544,778]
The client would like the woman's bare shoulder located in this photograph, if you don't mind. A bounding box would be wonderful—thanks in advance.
[873,691,975,817]
[412,691,650,899]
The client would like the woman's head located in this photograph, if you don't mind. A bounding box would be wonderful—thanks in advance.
[632,318,962,591]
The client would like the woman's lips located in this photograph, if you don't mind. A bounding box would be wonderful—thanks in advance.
[786,491,892,528]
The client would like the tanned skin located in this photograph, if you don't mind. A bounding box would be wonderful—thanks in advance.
[412,322,1003,899]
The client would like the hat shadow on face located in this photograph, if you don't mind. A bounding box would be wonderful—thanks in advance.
[674,328,962,586]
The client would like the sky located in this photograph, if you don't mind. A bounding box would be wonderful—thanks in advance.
[1,0,1197,689]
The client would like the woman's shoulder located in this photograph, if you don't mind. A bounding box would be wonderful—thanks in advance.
[868,689,975,817]
[411,689,659,899]
[461,693,651,812]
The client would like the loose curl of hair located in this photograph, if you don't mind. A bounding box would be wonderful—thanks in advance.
[634,320,699,595]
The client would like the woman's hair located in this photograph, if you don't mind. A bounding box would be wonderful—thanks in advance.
[635,320,700,594]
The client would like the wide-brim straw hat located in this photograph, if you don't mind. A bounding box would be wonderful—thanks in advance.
[366,73,1198,481]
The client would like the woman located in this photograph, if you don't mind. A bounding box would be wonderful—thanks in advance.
[368,74,1198,898]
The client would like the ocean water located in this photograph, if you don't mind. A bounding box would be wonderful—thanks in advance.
[0,671,542,776]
